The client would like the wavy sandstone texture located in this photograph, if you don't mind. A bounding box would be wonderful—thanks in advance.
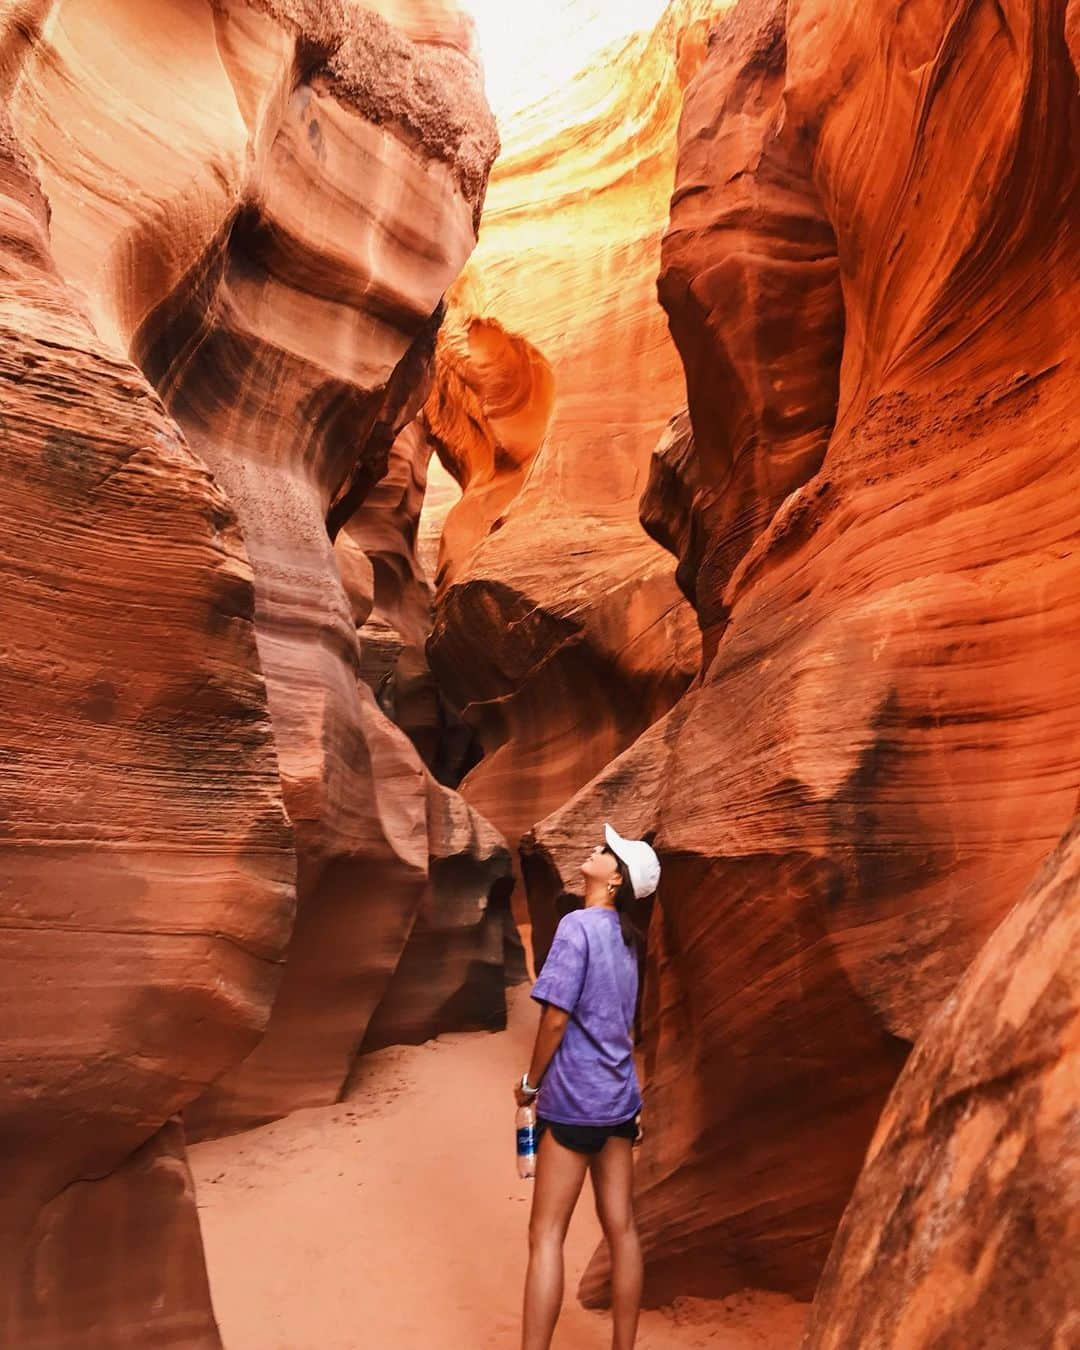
[653,0,844,659]
[8,0,498,1134]
[336,418,476,780]
[804,817,1080,1349]
[0,106,292,1347]
[331,417,526,1055]
[2,0,499,1339]
[526,0,1080,1312]
[422,1,721,872]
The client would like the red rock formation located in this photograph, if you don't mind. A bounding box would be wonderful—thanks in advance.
[639,408,701,608]
[0,106,292,1346]
[526,0,1079,1311]
[2,0,501,1336]
[13,1120,223,1347]
[656,0,844,660]
[805,818,1080,1349]
[7,0,499,1134]
[337,418,452,770]
[332,419,525,1059]
[423,1,720,871]
[357,776,521,1056]
[424,281,557,592]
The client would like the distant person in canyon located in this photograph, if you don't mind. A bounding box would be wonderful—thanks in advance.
[514,823,661,1350]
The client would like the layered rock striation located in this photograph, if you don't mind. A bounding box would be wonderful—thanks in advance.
[526,0,1079,1312]
[8,0,500,1134]
[336,417,476,781]
[422,1,721,870]
[0,103,292,1347]
[804,817,1080,1349]
[2,0,502,1340]
[654,0,844,659]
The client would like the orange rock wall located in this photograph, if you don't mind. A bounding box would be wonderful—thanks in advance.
[805,817,1080,1349]
[332,417,526,1058]
[337,418,464,774]
[7,0,499,1134]
[423,0,721,867]
[0,104,291,1346]
[656,0,844,659]
[528,0,1079,1312]
[2,0,499,1339]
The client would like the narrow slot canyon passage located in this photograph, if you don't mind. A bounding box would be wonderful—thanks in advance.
[1,0,1077,1348]
[189,975,808,1349]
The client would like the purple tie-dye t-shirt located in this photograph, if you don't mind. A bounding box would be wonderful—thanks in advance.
[530,907,642,1126]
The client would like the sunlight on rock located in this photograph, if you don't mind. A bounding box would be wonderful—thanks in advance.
[463,0,672,120]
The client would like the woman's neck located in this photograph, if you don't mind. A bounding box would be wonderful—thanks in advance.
[583,882,616,910]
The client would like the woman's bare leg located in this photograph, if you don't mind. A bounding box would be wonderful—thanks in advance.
[522,1128,589,1350]
[589,1138,642,1350]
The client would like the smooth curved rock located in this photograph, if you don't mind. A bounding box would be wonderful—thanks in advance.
[337,418,471,776]
[13,1120,222,1349]
[639,408,702,608]
[330,414,523,1050]
[0,104,293,1345]
[356,777,522,1058]
[523,0,1079,1311]
[424,283,557,592]
[804,818,1080,1350]
[4,5,503,1337]
[7,0,498,1133]
[423,0,718,869]
[657,0,844,661]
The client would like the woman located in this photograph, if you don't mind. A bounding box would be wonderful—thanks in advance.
[514,822,661,1350]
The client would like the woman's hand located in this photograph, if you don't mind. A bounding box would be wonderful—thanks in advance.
[513,1077,538,1107]
[632,1112,644,1146]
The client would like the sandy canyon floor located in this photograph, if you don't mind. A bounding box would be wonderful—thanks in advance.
[190,928,808,1350]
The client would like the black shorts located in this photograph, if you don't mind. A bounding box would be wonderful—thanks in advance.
[536,1113,639,1155]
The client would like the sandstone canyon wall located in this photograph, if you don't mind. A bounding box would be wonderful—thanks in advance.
[1,0,500,1341]
[422,1,723,886]
[525,0,1079,1315]
[333,419,526,1054]
[804,815,1079,1350]
[0,98,289,1348]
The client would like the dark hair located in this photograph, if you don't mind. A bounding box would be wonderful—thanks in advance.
[604,845,642,953]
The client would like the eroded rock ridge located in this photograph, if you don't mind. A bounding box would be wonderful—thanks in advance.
[1,1,501,1342]
[524,0,1079,1319]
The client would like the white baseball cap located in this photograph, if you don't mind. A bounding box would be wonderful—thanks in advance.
[604,822,661,899]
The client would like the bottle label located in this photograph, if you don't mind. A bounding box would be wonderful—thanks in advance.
[516,1125,537,1155]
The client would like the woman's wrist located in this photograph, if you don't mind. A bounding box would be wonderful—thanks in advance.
[520,1071,540,1094]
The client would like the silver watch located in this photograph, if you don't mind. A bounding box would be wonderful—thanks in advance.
[520,1072,539,1095]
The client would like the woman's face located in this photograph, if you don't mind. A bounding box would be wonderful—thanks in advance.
[581,842,621,885]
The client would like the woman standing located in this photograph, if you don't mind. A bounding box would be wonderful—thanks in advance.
[514,823,661,1350]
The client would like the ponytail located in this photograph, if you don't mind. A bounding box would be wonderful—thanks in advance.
[612,859,643,954]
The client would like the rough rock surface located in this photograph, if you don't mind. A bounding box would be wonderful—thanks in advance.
[526,0,1080,1311]
[0,104,292,1347]
[805,818,1080,1350]
[423,1,720,873]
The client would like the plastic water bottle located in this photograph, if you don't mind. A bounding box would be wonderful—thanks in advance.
[516,1100,537,1179]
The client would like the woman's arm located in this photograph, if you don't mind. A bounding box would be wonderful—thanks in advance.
[528,1002,570,1085]
[513,1002,570,1103]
